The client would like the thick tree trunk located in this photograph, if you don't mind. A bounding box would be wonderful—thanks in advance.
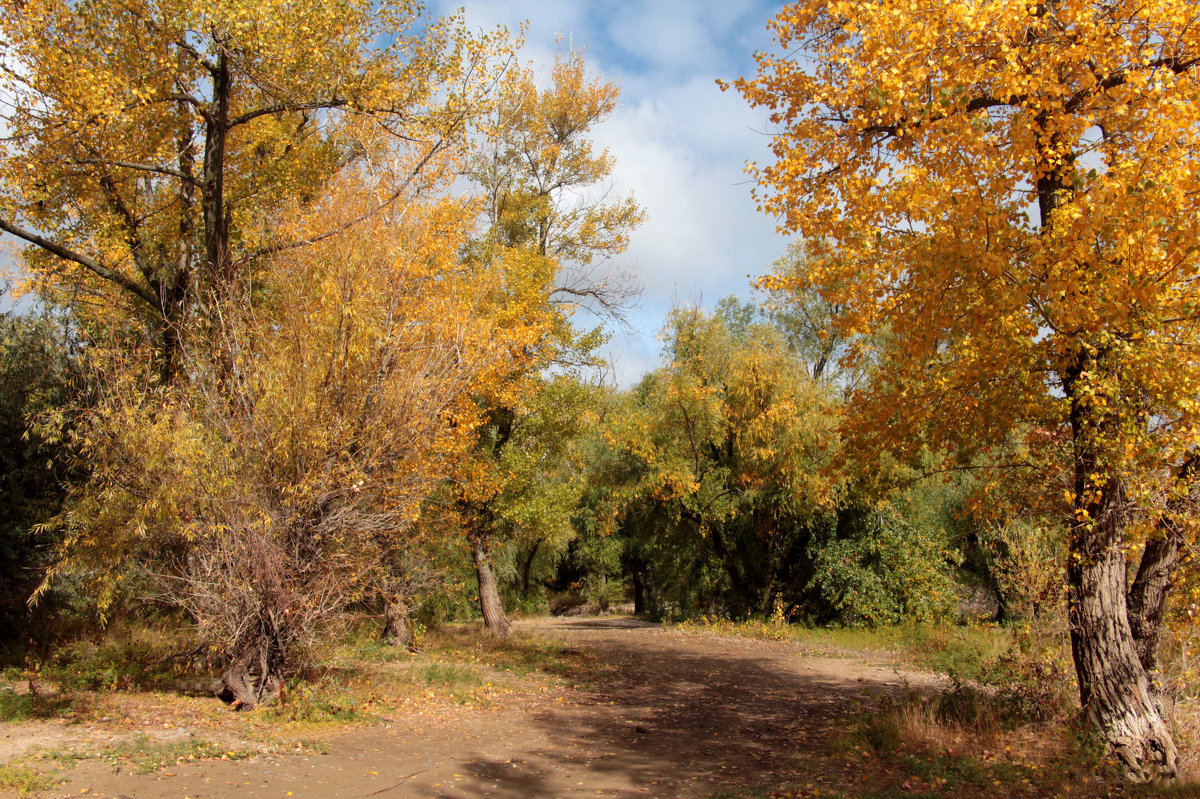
[381,597,416,651]
[1068,478,1178,780]
[1127,533,1178,678]
[217,632,285,711]
[471,535,511,637]
[1061,347,1178,780]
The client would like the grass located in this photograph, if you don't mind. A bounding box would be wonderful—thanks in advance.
[0,618,589,785]
[0,763,56,797]
[95,734,255,773]
[0,687,76,722]
[676,615,1017,683]
[254,625,598,728]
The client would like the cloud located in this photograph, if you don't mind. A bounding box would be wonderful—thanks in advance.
[432,0,790,386]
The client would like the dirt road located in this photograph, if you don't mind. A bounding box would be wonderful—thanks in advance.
[26,618,938,798]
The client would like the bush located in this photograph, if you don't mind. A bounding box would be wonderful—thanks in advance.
[809,511,961,626]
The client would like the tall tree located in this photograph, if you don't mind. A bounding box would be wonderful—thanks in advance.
[0,0,502,379]
[604,302,840,618]
[454,49,643,635]
[734,0,1200,777]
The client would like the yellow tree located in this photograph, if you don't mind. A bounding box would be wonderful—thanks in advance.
[451,50,643,635]
[734,0,1200,777]
[38,175,504,708]
[0,0,503,379]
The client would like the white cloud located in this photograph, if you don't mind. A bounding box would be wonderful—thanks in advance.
[435,0,790,386]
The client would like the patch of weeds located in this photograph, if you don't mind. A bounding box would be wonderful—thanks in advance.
[856,711,902,753]
[39,622,216,693]
[416,663,484,688]
[260,682,372,725]
[346,639,416,664]
[99,734,253,774]
[0,763,56,796]
[428,627,603,684]
[0,686,76,721]
[899,752,992,788]
[290,738,330,755]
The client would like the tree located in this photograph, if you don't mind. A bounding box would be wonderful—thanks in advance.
[0,0,502,379]
[38,180,502,708]
[734,0,1200,777]
[603,301,840,618]
[452,49,643,636]
[472,49,644,317]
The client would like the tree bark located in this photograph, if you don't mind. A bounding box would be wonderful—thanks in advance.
[1065,361,1178,779]
[217,632,285,711]
[471,534,511,637]
[1127,533,1178,679]
[381,597,416,651]
[1128,455,1197,678]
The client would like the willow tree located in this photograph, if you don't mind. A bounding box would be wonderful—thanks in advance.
[0,0,502,380]
[734,0,1200,778]
[39,180,503,708]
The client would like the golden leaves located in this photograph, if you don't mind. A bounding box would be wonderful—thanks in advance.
[737,0,1200,499]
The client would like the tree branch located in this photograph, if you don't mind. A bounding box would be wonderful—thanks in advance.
[0,218,158,306]
[75,157,202,185]
[228,98,348,129]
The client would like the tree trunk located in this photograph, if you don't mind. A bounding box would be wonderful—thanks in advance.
[217,632,285,711]
[1067,477,1178,780]
[519,539,542,599]
[381,597,416,651]
[1060,346,1178,780]
[1128,455,1197,678]
[471,535,511,637]
[632,568,647,616]
[1127,533,1178,679]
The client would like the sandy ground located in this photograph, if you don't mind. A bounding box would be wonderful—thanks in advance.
[9,617,942,799]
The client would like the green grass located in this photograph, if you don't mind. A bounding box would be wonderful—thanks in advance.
[97,734,254,773]
[415,663,485,688]
[676,616,1051,687]
[0,763,56,796]
[0,687,77,721]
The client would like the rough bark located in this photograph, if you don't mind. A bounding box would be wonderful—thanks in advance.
[1067,462,1178,778]
[471,534,511,637]
[1127,533,1179,679]
[381,597,416,651]
[1127,455,1197,679]
[216,633,285,711]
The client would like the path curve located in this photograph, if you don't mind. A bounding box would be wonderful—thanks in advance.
[35,618,939,799]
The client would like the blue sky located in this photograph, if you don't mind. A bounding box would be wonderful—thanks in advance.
[433,0,792,385]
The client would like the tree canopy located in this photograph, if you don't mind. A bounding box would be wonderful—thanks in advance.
[733,0,1200,777]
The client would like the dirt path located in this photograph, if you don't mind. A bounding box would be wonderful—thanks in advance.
[23,618,941,798]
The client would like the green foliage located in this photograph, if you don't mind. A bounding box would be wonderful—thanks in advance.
[809,508,962,627]
[0,304,78,639]
[599,301,840,619]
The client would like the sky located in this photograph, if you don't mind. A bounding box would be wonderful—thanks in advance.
[430,0,792,386]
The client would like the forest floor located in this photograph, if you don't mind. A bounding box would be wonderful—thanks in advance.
[0,616,1193,798]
